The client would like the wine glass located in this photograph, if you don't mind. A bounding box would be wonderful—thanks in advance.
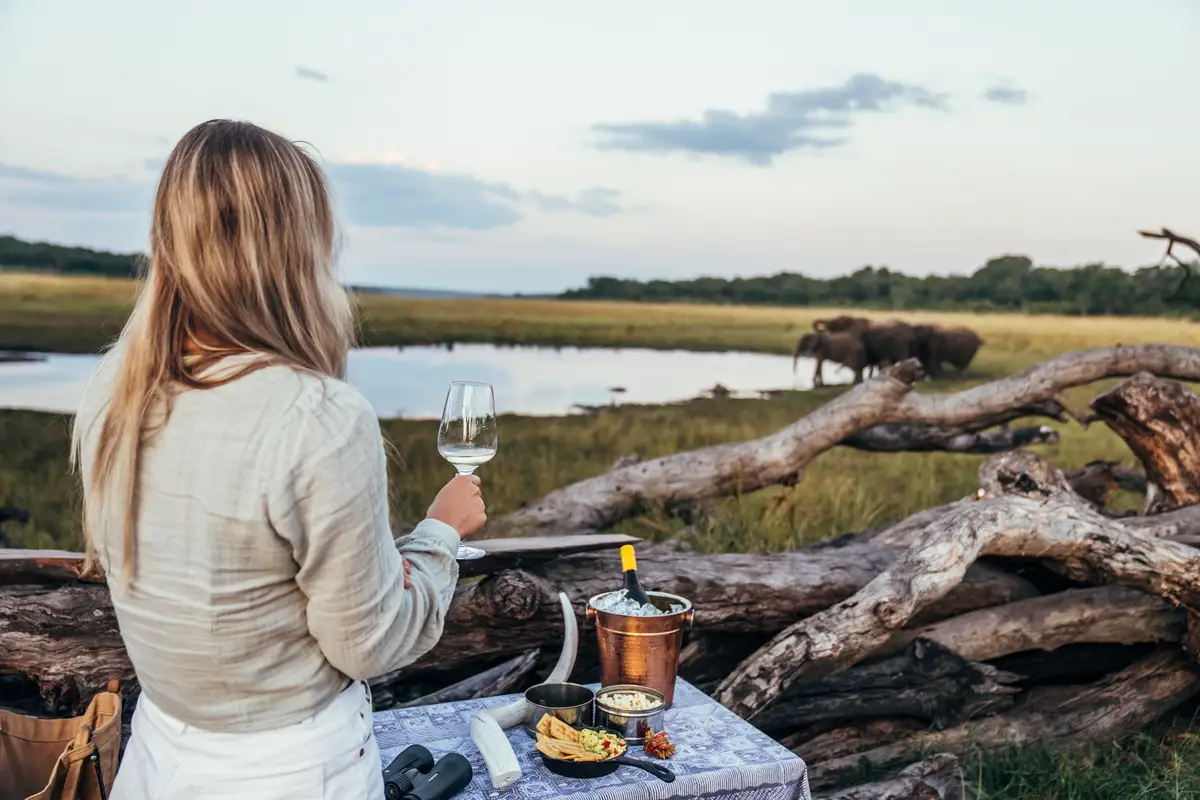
[437,381,497,561]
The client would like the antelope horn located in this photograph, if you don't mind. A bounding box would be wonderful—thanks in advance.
[470,591,578,789]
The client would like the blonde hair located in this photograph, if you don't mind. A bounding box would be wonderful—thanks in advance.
[72,119,355,591]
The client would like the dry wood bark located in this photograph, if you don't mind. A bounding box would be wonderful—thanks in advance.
[751,639,1021,733]
[714,453,1200,720]
[496,345,1200,536]
[842,423,1057,454]
[808,648,1200,787]
[1,541,1037,715]
[784,719,925,764]
[1091,372,1200,513]
[874,586,1184,663]
[0,584,133,715]
[815,753,967,800]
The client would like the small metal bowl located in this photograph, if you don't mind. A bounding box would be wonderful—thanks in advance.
[523,682,595,737]
[594,684,667,743]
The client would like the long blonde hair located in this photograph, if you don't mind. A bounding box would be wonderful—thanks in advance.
[72,119,355,591]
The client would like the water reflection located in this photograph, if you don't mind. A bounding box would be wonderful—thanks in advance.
[0,345,853,419]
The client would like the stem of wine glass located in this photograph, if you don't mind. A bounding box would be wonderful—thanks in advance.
[451,465,486,560]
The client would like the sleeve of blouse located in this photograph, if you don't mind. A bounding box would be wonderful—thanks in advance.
[266,381,461,680]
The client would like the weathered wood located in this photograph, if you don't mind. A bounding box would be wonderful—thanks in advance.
[0,585,133,715]
[752,639,1021,733]
[808,649,1200,787]
[842,423,1057,454]
[389,649,541,709]
[815,753,967,800]
[1091,372,1200,513]
[715,454,1200,721]
[875,586,1184,663]
[497,345,1200,536]
[2,541,1037,714]
[785,719,925,764]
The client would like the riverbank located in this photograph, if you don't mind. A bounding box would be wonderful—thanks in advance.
[5,273,1200,380]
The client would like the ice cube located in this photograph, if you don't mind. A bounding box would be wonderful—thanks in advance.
[590,590,685,617]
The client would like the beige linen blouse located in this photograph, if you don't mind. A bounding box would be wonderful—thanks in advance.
[76,354,460,732]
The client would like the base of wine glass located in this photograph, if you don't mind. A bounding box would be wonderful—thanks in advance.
[457,543,486,560]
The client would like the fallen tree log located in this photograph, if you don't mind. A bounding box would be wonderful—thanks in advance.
[0,539,1038,716]
[842,423,1057,454]
[874,585,1185,663]
[714,453,1200,720]
[751,638,1022,733]
[808,648,1200,789]
[815,753,966,800]
[496,345,1200,536]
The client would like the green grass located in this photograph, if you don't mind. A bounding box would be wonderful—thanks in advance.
[0,384,1143,553]
[4,273,1200,797]
[970,727,1200,799]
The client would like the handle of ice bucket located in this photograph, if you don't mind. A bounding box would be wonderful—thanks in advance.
[682,607,694,628]
[586,606,597,622]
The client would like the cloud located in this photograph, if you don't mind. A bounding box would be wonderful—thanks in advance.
[0,160,623,231]
[295,66,330,83]
[528,186,622,218]
[0,164,153,213]
[983,85,1028,105]
[592,73,950,166]
[327,163,623,229]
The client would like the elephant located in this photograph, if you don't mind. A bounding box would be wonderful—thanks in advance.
[861,321,914,376]
[813,315,871,337]
[910,324,983,377]
[793,330,867,387]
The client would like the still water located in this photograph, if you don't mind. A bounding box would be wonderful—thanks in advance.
[0,345,851,419]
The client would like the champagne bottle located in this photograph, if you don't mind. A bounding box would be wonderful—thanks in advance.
[620,545,652,606]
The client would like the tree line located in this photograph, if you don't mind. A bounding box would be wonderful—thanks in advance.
[0,235,141,278]
[3,235,1198,316]
[561,256,1200,316]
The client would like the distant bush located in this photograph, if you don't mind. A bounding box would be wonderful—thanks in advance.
[0,235,141,278]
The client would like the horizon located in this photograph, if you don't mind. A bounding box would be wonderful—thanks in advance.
[2,1,1199,294]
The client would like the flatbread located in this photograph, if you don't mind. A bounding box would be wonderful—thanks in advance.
[535,713,579,743]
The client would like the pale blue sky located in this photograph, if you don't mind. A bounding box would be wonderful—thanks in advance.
[1,0,1198,292]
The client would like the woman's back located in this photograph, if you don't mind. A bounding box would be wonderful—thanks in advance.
[72,119,483,796]
[78,355,458,732]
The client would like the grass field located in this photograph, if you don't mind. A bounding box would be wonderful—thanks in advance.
[3,271,1200,797]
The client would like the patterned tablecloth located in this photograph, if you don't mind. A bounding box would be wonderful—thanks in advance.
[373,678,810,800]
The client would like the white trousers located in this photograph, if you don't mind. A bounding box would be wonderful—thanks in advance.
[110,680,385,799]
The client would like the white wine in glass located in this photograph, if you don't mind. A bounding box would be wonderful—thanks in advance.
[437,381,497,561]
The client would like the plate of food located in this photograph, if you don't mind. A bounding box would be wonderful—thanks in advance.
[533,714,675,783]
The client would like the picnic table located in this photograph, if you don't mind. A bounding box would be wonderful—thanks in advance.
[373,678,810,800]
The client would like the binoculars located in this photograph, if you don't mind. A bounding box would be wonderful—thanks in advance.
[382,744,473,800]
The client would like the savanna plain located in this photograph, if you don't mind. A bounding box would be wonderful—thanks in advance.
[4,272,1200,799]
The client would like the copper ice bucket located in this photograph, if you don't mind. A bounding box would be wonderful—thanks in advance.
[586,591,694,707]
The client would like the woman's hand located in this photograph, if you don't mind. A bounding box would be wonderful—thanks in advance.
[427,474,486,536]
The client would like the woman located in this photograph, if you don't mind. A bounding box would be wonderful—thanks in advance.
[72,119,485,798]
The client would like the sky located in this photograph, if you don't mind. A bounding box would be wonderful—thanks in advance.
[1,0,1199,294]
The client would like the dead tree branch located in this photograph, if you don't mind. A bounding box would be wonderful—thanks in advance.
[1139,227,1200,298]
